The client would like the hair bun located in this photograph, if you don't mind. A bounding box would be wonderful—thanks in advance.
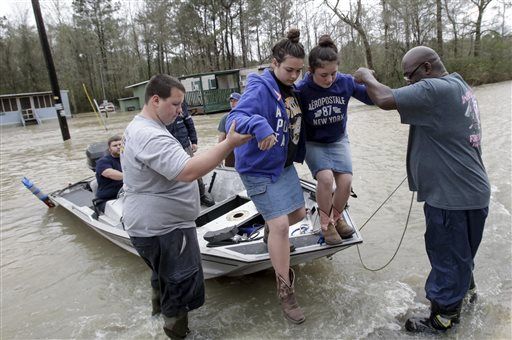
[287,28,301,43]
[318,34,336,48]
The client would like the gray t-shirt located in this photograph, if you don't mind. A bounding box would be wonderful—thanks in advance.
[218,113,228,133]
[392,73,490,210]
[121,115,200,237]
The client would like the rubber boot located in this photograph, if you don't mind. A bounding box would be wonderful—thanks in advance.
[163,312,190,339]
[276,268,305,324]
[198,178,215,207]
[465,274,478,304]
[405,301,459,334]
[151,287,161,316]
[332,206,355,239]
[263,223,296,252]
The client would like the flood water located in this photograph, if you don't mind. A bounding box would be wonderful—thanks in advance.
[1,81,511,339]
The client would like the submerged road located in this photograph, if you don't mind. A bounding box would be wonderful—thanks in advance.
[1,80,510,339]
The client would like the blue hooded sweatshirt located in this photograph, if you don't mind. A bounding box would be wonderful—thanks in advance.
[225,69,305,182]
[297,72,373,143]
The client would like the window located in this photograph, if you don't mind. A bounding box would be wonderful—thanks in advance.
[208,78,217,89]
[44,95,52,107]
[34,95,53,109]
[1,98,13,112]
[192,80,201,91]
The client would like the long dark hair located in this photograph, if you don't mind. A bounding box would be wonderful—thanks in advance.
[308,35,339,72]
[271,28,305,63]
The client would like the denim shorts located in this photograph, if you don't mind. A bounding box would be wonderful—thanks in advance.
[240,166,305,221]
[305,134,353,179]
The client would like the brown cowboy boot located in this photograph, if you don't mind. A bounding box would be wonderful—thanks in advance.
[332,206,355,239]
[323,222,343,244]
[275,268,305,324]
[334,217,355,239]
[318,208,342,244]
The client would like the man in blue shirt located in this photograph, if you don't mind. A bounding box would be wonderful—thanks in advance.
[95,135,123,212]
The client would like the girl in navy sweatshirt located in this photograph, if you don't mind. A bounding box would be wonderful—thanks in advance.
[226,29,306,324]
[297,35,373,244]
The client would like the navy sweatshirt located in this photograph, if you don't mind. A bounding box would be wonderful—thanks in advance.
[166,101,197,148]
[297,72,373,143]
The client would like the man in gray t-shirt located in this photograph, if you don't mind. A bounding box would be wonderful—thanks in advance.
[354,46,490,334]
[121,74,251,339]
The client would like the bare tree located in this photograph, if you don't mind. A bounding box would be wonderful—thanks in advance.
[324,0,374,69]
[436,0,444,56]
[470,0,494,57]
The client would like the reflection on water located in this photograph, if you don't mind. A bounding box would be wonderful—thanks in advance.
[1,81,511,339]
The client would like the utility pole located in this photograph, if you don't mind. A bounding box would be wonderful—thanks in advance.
[31,0,71,141]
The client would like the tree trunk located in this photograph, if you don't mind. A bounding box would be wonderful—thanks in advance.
[145,39,151,78]
[256,26,262,63]
[239,0,247,67]
[436,0,444,57]
[382,0,390,76]
[325,0,374,69]
[358,27,373,69]
[472,0,492,57]
[444,0,458,57]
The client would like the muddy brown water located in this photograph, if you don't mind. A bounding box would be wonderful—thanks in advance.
[1,81,510,339]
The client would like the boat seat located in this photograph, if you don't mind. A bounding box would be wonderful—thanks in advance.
[90,178,98,196]
[103,198,123,225]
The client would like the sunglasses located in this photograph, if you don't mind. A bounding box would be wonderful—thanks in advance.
[403,62,426,82]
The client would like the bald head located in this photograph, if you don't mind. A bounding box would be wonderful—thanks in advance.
[402,46,448,83]
[403,46,439,65]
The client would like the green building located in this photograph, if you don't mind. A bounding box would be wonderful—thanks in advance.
[120,69,241,115]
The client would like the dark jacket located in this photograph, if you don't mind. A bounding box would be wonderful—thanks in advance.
[166,101,198,148]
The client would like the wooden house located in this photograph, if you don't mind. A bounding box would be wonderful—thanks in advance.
[0,90,71,126]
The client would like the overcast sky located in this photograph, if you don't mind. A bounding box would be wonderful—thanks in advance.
[1,0,509,35]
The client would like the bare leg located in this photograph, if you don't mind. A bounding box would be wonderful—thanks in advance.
[332,173,355,238]
[269,208,306,324]
[267,214,292,285]
[288,206,306,226]
[315,170,335,229]
[332,173,352,220]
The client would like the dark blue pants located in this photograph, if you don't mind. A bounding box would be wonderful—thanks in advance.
[423,203,488,312]
[130,228,205,317]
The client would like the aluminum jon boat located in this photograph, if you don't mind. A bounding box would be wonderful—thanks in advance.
[48,146,363,279]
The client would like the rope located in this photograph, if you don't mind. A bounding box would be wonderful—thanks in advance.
[355,176,415,271]
[357,176,408,232]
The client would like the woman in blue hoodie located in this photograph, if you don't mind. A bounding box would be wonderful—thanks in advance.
[297,35,373,244]
[225,29,306,324]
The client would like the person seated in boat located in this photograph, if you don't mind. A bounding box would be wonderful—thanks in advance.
[217,92,241,167]
[121,74,251,339]
[94,135,123,213]
[166,100,216,207]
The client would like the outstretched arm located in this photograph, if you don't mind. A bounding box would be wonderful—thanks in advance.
[353,68,397,110]
[175,121,252,182]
